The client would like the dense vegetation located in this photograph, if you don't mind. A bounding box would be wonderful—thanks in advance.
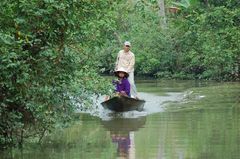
[100,0,240,81]
[0,0,117,148]
[0,0,239,148]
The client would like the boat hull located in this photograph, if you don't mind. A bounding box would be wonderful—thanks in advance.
[101,96,145,112]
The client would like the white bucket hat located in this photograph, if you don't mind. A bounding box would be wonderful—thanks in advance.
[124,41,131,47]
[114,67,129,78]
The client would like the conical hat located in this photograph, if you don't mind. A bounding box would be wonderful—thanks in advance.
[114,67,129,78]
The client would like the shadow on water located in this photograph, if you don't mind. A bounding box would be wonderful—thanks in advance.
[101,116,146,133]
[101,116,146,159]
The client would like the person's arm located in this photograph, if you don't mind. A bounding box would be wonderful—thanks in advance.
[119,91,128,96]
[113,79,120,93]
[125,80,131,96]
[122,79,130,97]
[127,54,135,73]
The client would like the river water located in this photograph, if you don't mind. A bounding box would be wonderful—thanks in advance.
[1,80,240,159]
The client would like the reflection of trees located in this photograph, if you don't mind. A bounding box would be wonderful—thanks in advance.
[101,116,146,159]
[3,114,116,159]
[135,110,240,159]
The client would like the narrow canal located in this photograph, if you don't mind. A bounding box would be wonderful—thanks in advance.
[1,80,240,159]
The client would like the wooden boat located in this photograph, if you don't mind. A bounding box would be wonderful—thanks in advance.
[101,96,145,112]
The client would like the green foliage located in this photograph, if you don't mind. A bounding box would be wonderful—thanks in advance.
[99,1,178,77]
[1,0,239,149]
[174,6,240,80]
[0,0,117,148]
[99,0,239,81]
[207,0,240,8]
[172,0,199,9]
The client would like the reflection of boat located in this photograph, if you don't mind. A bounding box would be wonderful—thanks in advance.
[101,116,146,132]
[101,96,145,112]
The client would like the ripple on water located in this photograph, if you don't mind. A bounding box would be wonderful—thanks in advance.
[77,92,185,120]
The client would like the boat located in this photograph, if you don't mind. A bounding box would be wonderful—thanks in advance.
[101,96,145,112]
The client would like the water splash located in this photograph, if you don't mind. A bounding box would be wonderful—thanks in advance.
[77,92,185,120]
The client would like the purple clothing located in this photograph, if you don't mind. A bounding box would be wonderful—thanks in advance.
[112,135,130,155]
[113,78,130,97]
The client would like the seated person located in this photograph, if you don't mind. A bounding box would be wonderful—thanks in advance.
[113,68,131,97]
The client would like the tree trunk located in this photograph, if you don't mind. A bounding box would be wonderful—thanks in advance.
[158,0,167,28]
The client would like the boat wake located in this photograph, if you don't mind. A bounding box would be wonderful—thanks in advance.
[77,92,185,120]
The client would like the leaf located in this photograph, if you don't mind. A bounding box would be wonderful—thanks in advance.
[0,33,14,45]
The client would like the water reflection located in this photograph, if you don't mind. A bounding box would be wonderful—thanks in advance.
[1,80,239,159]
[101,116,146,159]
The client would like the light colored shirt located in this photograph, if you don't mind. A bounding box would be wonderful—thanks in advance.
[115,50,135,73]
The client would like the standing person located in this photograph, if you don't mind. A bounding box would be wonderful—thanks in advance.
[115,41,138,99]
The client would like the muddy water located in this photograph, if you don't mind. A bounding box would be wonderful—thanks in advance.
[1,80,240,159]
